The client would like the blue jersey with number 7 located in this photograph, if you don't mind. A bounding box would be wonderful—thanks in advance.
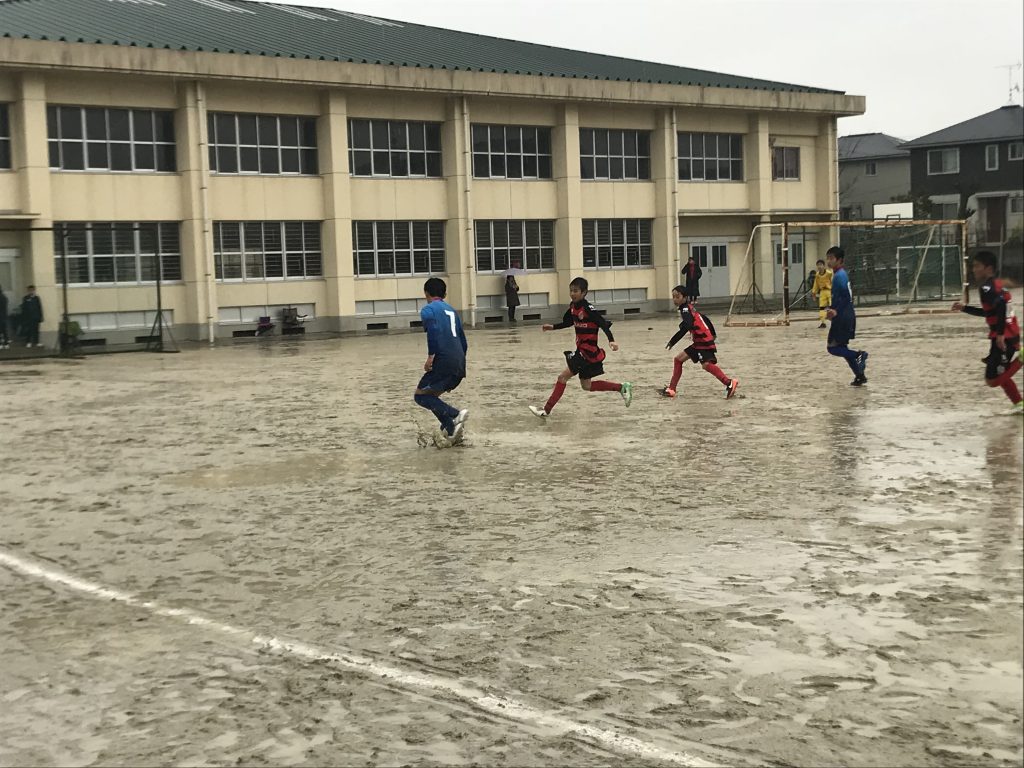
[421,299,468,368]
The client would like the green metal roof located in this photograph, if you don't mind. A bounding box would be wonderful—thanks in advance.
[0,0,839,94]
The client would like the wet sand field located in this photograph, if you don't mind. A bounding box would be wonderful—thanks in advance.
[1,312,1022,767]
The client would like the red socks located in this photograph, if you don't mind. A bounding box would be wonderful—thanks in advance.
[670,359,683,390]
[703,362,731,385]
[589,380,621,392]
[992,360,1023,404]
[544,380,567,413]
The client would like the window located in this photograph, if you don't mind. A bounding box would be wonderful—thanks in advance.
[580,128,651,180]
[352,221,445,277]
[208,113,318,175]
[865,161,877,176]
[53,222,181,285]
[214,222,322,280]
[678,132,743,181]
[932,201,959,220]
[348,119,442,178]
[985,145,999,171]
[582,219,653,269]
[773,241,804,266]
[927,148,959,175]
[771,146,801,180]
[0,105,10,169]
[691,244,729,269]
[47,106,176,172]
[1011,197,1023,214]
[471,125,552,179]
[1009,141,1023,161]
[475,220,555,273]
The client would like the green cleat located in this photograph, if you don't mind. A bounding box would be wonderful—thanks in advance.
[1010,401,1024,416]
[620,381,633,407]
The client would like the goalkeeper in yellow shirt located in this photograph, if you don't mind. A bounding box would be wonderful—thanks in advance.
[811,259,832,328]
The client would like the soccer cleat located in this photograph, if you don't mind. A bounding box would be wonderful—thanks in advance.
[818,322,827,329]
[726,379,740,399]
[1011,348,1023,365]
[850,375,867,387]
[855,350,869,378]
[529,405,549,418]
[659,386,677,398]
[1010,401,1024,416]
[449,422,465,444]
[454,408,470,426]
[620,382,633,407]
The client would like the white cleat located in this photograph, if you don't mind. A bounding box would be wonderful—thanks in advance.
[529,405,549,418]
[454,408,470,426]
[449,422,466,444]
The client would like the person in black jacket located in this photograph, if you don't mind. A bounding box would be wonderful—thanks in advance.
[682,256,703,304]
[0,285,9,349]
[21,285,43,348]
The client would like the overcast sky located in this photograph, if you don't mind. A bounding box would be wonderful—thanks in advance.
[268,0,1024,141]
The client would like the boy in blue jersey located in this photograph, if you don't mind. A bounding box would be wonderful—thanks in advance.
[415,277,469,444]
[824,246,869,386]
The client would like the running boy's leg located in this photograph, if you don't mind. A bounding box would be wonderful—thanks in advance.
[414,388,461,435]
[539,367,575,414]
[985,339,1023,405]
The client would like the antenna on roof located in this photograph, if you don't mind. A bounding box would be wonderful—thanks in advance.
[997,62,1022,105]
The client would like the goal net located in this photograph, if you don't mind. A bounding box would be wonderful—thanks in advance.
[725,218,968,326]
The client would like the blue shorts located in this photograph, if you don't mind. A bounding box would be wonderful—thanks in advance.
[827,311,856,346]
[417,364,465,393]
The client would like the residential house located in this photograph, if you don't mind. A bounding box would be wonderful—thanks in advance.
[838,133,910,220]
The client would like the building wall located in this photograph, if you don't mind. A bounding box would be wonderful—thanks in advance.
[838,156,911,219]
[0,39,862,344]
[910,141,1024,201]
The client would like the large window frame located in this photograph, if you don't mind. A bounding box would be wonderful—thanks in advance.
[771,146,801,181]
[472,124,552,180]
[208,112,318,176]
[214,222,322,282]
[985,144,999,171]
[678,132,744,182]
[582,219,653,270]
[475,220,555,273]
[348,119,442,178]
[0,105,10,170]
[579,128,651,181]
[53,222,181,286]
[1009,141,1023,161]
[352,220,446,277]
[47,105,176,172]
[927,148,960,175]
[692,243,729,269]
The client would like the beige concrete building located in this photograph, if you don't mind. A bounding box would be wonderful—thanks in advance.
[0,0,864,345]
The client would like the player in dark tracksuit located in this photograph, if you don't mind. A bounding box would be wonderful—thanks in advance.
[824,246,869,386]
[529,276,633,418]
[953,250,1023,414]
[414,277,470,443]
[660,285,739,399]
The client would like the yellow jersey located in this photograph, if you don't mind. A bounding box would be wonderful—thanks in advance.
[812,269,833,295]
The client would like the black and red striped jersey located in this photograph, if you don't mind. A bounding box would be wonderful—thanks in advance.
[667,304,717,350]
[963,277,1021,339]
[552,300,615,362]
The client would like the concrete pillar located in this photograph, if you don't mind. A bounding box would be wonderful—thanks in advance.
[652,108,679,305]
[815,115,838,216]
[178,80,216,342]
[13,73,57,340]
[444,96,475,323]
[747,113,775,295]
[554,104,583,288]
[319,90,353,330]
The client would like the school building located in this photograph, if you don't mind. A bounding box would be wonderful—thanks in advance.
[0,0,864,344]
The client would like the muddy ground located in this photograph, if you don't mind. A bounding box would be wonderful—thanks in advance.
[0,311,1021,767]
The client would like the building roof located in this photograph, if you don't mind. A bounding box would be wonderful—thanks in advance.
[838,133,909,162]
[0,0,839,93]
[901,105,1024,149]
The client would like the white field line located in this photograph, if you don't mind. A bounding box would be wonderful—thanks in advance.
[0,548,723,768]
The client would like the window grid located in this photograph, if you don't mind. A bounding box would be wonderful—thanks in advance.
[865,161,877,176]
[580,128,651,180]
[985,145,999,171]
[208,113,318,175]
[53,222,182,285]
[47,106,176,172]
[471,124,552,179]
[771,146,801,180]
[352,221,446,277]
[678,132,743,181]
[475,220,555,273]
[1009,141,1023,161]
[927,148,959,175]
[582,219,653,269]
[0,105,10,169]
[348,119,442,178]
[214,222,322,281]
[691,244,729,268]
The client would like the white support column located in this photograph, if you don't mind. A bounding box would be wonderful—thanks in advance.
[554,104,583,286]
[747,113,775,295]
[815,115,838,217]
[320,90,353,330]
[445,96,475,324]
[652,108,678,304]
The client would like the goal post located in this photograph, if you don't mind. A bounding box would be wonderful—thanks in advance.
[725,218,969,327]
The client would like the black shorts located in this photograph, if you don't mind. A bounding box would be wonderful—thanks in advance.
[564,350,605,380]
[985,337,1021,380]
[684,344,717,364]
[827,311,857,347]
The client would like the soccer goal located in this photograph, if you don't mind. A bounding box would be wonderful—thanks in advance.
[725,218,969,327]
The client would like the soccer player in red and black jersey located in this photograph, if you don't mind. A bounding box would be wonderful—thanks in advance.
[660,286,739,399]
[529,277,633,418]
[953,251,1023,415]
